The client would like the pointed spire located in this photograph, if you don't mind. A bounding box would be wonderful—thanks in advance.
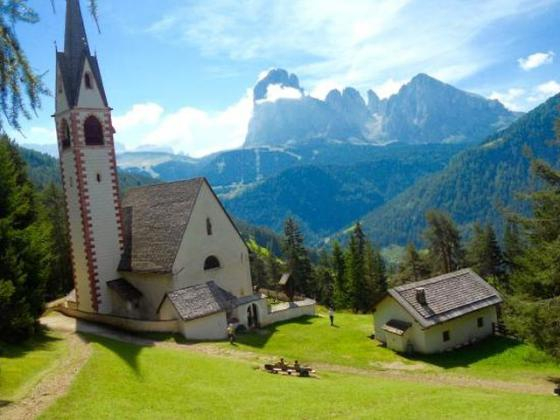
[64,0,90,57]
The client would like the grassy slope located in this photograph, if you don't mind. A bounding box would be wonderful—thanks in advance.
[42,335,560,420]
[0,330,67,401]
[228,309,560,383]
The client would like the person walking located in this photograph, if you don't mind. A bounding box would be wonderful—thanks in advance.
[227,323,236,344]
[329,306,334,326]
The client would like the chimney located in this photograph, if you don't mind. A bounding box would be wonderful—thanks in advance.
[415,288,427,305]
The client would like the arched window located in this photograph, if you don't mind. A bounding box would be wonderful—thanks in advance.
[206,217,213,235]
[84,72,93,89]
[84,116,104,145]
[204,256,221,270]
[61,119,71,149]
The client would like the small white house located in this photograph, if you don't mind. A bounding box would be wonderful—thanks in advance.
[374,269,502,354]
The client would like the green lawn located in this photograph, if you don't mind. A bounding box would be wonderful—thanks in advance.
[0,330,67,402]
[41,335,560,420]
[228,308,560,383]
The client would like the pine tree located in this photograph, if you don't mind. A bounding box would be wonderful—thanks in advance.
[331,240,347,308]
[0,137,49,342]
[346,223,369,312]
[503,223,523,275]
[393,242,430,286]
[505,119,560,359]
[466,223,504,281]
[424,210,463,275]
[282,218,312,300]
[365,243,387,307]
[265,245,282,286]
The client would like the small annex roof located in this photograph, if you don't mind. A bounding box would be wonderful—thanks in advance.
[386,269,502,328]
[107,279,142,302]
[118,178,204,273]
[160,281,237,322]
[382,319,412,336]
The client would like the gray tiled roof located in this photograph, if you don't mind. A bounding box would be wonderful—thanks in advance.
[164,281,237,321]
[382,319,412,336]
[107,278,143,302]
[118,178,204,273]
[388,269,502,328]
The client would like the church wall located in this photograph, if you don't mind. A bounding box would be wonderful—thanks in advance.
[120,272,173,319]
[179,311,228,341]
[172,182,252,298]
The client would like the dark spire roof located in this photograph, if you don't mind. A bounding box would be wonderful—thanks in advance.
[57,0,108,108]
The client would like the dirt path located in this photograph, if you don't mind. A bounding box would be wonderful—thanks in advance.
[41,312,555,397]
[0,333,91,420]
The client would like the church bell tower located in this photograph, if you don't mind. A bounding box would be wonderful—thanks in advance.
[54,0,123,313]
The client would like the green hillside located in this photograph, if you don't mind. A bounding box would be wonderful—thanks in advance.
[361,94,560,246]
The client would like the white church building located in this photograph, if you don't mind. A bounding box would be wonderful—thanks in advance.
[54,0,313,339]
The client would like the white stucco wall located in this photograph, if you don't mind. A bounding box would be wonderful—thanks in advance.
[119,272,173,320]
[260,299,316,327]
[374,296,499,354]
[76,59,106,109]
[172,182,252,298]
[179,311,228,340]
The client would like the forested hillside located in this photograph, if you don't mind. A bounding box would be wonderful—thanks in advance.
[361,94,560,246]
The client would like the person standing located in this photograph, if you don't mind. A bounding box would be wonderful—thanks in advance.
[329,306,334,326]
[227,323,236,344]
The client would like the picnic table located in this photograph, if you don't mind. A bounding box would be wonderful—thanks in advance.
[264,363,315,378]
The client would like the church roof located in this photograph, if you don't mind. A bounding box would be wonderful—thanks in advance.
[386,269,502,328]
[119,178,204,273]
[162,281,237,321]
[57,0,108,107]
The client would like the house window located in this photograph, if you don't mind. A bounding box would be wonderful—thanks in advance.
[84,116,104,145]
[206,217,213,235]
[85,72,93,89]
[204,255,220,270]
[61,119,71,149]
[96,173,102,183]
[477,317,484,328]
[443,330,450,342]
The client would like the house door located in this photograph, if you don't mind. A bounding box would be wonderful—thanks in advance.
[251,303,259,327]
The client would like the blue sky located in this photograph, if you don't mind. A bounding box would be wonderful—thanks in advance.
[11,0,560,157]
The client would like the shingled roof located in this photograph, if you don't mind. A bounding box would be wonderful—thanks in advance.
[387,269,502,328]
[162,281,237,321]
[118,178,204,273]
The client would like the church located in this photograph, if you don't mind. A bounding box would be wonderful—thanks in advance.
[54,0,313,339]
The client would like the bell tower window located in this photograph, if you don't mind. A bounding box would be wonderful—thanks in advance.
[206,218,213,235]
[61,119,71,149]
[85,72,93,89]
[84,116,104,145]
[204,256,221,270]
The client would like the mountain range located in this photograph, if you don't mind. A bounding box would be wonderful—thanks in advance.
[21,69,559,249]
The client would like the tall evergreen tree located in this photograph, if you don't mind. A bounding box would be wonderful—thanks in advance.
[282,218,312,299]
[392,242,430,286]
[365,243,388,306]
[503,222,524,275]
[466,223,505,281]
[331,240,347,308]
[346,223,369,312]
[505,120,560,359]
[0,137,49,342]
[424,210,463,275]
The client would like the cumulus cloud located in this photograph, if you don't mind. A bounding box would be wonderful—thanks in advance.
[536,80,560,95]
[309,80,343,100]
[374,78,409,99]
[490,80,559,111]
[490,88,526,111]
[112,91,253,158]
[518,51,554,71]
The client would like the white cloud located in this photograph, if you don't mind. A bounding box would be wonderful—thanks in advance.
[149,0,554,95]
[9,126,57,146]
[537,80,560,95]
[113,103,164,132]
[490,88,526,111]
[374,78,409,99]
[257,84,303,103]
[518,51,554,71]
[126,91,254,158]
[490,80,560,111]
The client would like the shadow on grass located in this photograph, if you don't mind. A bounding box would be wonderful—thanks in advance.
[235,316,315,349]
[79,333,146,376]
[0,327,63,360]
[405,336,523,369]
